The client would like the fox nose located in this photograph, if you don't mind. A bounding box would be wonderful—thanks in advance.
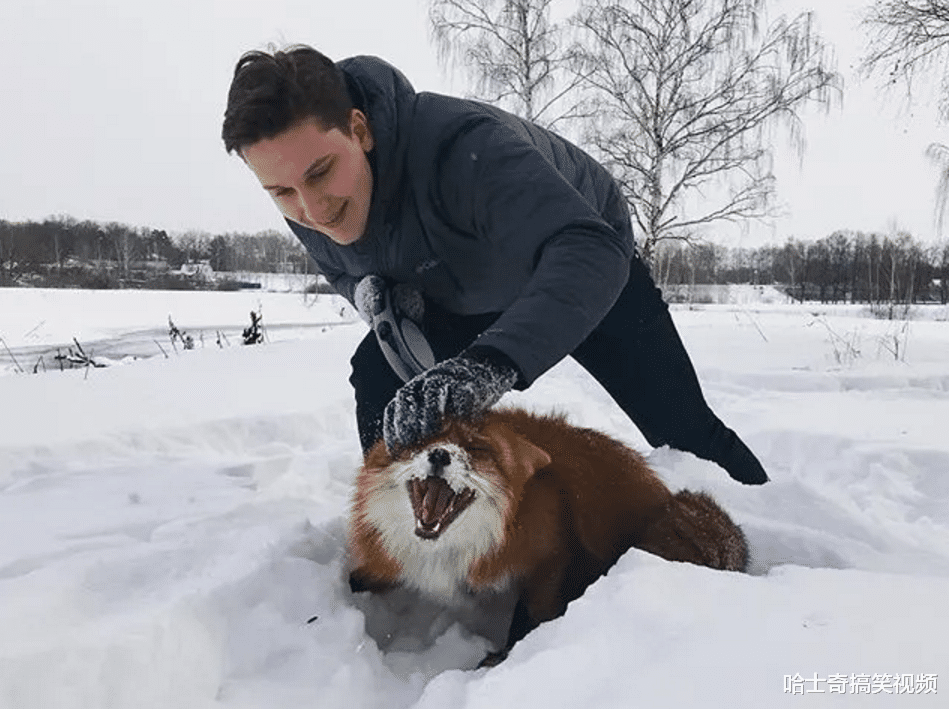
[428,447,450,474]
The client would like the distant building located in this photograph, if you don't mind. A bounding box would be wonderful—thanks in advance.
[180,261,214,279]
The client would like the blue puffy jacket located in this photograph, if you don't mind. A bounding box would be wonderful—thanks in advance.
[287,55,634,386]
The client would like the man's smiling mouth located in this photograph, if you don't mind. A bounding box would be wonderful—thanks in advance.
[321,201,347,229]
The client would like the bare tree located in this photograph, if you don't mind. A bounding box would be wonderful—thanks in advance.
[925,142,949,232]
[104,222,136,279]
[935,240,949,303]
[0,220,15,286]
[429,0,589,130]
[861,1,949,233]
[571,0,840,263]
[861,0,949,118]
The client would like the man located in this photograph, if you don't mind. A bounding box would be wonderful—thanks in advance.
[222,45,768,485]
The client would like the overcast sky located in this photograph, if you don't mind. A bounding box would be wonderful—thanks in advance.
[0,0,946,247]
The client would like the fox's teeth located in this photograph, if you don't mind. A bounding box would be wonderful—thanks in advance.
[416,519,441,533]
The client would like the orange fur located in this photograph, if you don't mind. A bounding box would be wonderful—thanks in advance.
[348,407,747,664]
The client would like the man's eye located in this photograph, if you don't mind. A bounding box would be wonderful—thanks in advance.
[307,168,330,184]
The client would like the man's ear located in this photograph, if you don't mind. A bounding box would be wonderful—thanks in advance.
[351,109,373,152]
[482,420,551,479]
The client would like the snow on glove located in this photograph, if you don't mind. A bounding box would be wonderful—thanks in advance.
[353,275,425,325]
[383,346,520,454]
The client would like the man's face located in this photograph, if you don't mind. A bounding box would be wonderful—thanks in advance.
[241,111,374,246]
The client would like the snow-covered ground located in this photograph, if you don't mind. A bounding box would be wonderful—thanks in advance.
[0,286,947,708]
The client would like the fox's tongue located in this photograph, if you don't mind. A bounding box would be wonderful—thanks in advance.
[420,477,452,525]
[407,476,476,539]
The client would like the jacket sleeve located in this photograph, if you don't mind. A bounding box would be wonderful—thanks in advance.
[434,118,633,386]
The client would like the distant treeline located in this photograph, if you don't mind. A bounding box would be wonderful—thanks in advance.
[654,231,949,306]
[0,216,316,289]
[2,217,947,307]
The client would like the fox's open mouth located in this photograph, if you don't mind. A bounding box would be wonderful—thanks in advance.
[407,476,476,540]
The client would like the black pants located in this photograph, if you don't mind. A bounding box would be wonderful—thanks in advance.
[349,256,766,482]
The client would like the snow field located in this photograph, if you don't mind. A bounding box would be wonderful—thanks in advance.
[0,288,947,708]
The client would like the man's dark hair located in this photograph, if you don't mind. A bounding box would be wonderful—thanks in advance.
[222,45,354,155]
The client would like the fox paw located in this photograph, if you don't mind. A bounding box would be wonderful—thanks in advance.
[477,649,509,668]
[348,571,396,595]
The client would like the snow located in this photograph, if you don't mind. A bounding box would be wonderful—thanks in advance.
[0,286,947,708]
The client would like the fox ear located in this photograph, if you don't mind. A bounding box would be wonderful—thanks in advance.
[482,420,552,478]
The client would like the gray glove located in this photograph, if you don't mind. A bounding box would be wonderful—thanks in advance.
[353,275,424,325]
[353,274,386,324]
[383,346,521,454]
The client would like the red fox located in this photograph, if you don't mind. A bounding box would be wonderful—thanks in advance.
[348,408,748,666]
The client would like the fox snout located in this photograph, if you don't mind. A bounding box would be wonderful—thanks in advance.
[428,447,451,475]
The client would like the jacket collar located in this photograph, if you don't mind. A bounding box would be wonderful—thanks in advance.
[338,55,417,236]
